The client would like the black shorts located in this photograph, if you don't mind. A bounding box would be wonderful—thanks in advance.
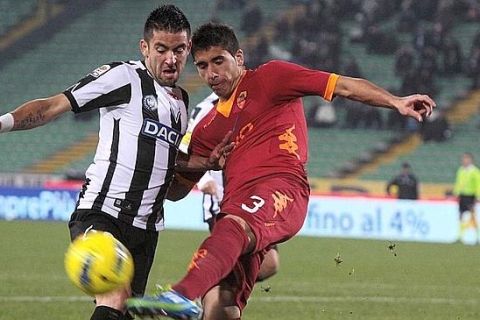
[68,209,159,297]
[459,195,476,214]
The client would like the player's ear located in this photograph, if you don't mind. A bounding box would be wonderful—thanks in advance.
[186,39,192,55]
[235,49,244,67]
[139,39,149,58]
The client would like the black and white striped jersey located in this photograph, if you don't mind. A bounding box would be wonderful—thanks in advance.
[179,92,218,154]
[179,93,223,222]
[63,60,188,231]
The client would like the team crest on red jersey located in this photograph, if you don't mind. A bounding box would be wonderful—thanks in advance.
[236,91,247,110]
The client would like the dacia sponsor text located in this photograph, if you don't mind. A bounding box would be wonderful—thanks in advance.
[141,119,183,147]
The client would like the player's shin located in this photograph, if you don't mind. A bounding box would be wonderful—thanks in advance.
[173,217,250,300]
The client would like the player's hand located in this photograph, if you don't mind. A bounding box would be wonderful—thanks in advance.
[199,180,218,197]
[208,131,235,170]
[395,94,436,122]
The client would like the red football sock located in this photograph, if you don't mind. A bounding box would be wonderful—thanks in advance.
[172,217,250,300]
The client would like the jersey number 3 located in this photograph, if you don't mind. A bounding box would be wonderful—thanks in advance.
[241,195,265,214]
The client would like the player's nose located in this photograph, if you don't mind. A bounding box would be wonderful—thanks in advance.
[207,67,219,81]
[165,51,176,65]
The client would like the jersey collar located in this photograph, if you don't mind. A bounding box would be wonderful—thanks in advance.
[216,70,246,118]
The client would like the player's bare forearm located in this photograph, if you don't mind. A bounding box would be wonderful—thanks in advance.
[12,101,49,130]
[167,171,205,201]
[334,76,398,109]
[176,154,220,171]
[166,183,192,201]
[334,76,436,121]
[9,94,71,131]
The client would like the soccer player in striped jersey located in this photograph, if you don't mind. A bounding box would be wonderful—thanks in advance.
[0,5,196,320]
[127,22,436,320]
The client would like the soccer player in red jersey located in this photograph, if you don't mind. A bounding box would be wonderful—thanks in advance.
[127,22,436,319]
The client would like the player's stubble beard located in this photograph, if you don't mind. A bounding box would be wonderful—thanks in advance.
[215,67,246,100]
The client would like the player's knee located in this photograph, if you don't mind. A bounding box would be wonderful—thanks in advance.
[257,249,280,281]
[220,215,256,252]
[257,263,278,282]
[95,286,131,311]
[223,306,242,319]
[203,304,241,320]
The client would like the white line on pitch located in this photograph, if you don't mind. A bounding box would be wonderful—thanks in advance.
[0,295,478,305]
[253,295,479,305]
[0,296,91,302]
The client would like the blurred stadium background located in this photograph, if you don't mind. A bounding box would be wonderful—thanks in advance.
[0,0,479,195]
[1,0,480,319]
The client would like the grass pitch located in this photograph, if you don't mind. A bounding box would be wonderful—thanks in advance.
[0,220,479,320]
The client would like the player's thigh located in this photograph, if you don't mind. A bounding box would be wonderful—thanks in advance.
[222,179,309,251]
[127,237,158,297]
[120,224,158,297]
[459,196,475,213]
[68,209,122,240]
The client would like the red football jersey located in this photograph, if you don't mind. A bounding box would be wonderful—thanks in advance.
[189,60,338,204]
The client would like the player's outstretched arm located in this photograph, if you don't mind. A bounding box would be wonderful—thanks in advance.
[334,76,436,122]
[0,93,72,133]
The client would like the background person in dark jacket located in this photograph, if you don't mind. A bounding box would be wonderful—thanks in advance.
[386,162,419,200]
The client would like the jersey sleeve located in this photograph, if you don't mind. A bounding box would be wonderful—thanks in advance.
[63,62,132,113]
[453,168,462,196]
[257,60,339,104]
[179,131,192,154]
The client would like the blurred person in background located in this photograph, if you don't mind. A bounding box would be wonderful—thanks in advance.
[454,152,480,243]
[386,162,419,200]
[420,108,451,142]
[127,22,436,319]
[240,0,264,36]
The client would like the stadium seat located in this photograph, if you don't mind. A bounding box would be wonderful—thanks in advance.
[0,0,37,36]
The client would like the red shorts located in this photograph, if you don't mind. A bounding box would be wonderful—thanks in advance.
[219,176,309,310]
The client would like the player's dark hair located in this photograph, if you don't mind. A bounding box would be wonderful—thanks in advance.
[191,22,239,58]
[144,5,191,40]
[464,152,473,159]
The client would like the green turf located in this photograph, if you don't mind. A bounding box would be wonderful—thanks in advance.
[0,220,479,319]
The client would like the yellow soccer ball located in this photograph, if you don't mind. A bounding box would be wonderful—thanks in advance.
[64,231,134,295]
